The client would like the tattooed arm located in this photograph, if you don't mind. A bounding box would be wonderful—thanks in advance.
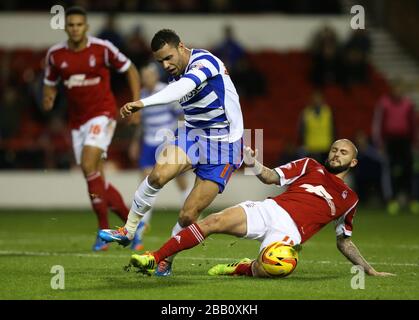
[336,235,395,276]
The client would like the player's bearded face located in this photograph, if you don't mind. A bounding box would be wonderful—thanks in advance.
[324,157,351,174]
[324,142,353,174]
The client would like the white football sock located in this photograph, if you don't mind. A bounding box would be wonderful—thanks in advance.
[130,176,160,215]
[125,176,160,239]
[171,222,183,237]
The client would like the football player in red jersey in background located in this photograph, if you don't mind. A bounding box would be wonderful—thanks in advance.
[128,139,395,277]
[43,7,141,251]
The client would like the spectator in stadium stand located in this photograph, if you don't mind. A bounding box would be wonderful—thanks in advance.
[42,6,141,250]
[372,78,417,215]
[126,140,394,278]
[230,57,267,99]
[97,14,126,52]
[309,25,345,87]
[298,90,336,164]
[213,25,266,98]
[97,13,127,91]
[125,25,152,70]
[342,29,371,86]
[213,24,246,73]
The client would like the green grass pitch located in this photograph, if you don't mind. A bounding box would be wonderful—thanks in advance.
[0,208,418,300]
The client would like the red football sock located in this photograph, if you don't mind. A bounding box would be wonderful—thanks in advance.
[106,183,129,221]
[86,172,108,230]
[232,261,254,277]
[153,223,205,263]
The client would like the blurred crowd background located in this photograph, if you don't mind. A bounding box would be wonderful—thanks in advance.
[0,0,418,213]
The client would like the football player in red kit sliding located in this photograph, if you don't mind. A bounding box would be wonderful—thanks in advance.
[43,6,141,251]
[128,139,395,277]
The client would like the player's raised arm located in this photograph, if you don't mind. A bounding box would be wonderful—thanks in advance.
[336,235,395,276]
[120,77,196,118]
[244,146,280,185]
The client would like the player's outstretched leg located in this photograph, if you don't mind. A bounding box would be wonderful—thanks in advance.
[153,177,219,276]
[128,222,205,274]
[128,205,248,275]
[153,177,191,272]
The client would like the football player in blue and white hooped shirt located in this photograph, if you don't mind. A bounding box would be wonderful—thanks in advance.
[100,29,244,276]
[128,63,190,251]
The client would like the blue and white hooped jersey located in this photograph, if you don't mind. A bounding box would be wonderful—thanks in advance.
[140,82,182,146]
[169,49,243,143]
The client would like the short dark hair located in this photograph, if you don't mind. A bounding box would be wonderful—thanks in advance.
[151,29,180,52]
[65,6,87,18]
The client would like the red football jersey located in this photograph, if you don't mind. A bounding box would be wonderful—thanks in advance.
[272,158,358,243]
[44,36,131,129]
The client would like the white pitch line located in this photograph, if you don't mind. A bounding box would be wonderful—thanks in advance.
[0,250,417,267]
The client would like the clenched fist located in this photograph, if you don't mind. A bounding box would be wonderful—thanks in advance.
[120,100,144,118]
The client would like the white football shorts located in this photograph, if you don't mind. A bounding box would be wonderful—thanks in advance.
[238,198,302,252]
[71,115,116,165]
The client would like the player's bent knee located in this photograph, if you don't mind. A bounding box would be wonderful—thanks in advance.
[178,214,197,228]
[148,169,169,189]
[178,205,203,227]
[178,203,202,227]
